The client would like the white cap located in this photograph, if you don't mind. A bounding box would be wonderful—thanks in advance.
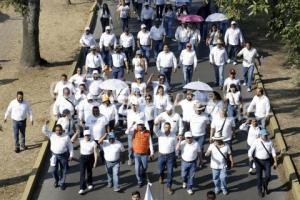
[184,131,193,138]
[105,26,111,30]
[135,74,142,79]
[84,130,91,136]
[136,120,145,125]
[92,70,99,74]
[141,24,146,29]
[90,45,96,50]
[231,21,237,25]
[166,104,173,111]
[87,93,94,100]
[85,27,90,31]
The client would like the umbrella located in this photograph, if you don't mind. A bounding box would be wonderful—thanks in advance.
[177,15,204,23]
[99,79,128,90]
[205,13,228,22]
[183,81,213,91]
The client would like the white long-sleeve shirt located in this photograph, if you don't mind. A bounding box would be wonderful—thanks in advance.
[85,52,104,70]
[42,125,74,157]
[150,25,166,41]
[99,104,119,122]
[119,33,135,49]
[99,32,117,49]
[247,95,270,118]
[224,27,244,46]
[175,26,190,43]
[79,33,96,47]
[179,49,197,69]
[154,111,183,135]
[248,138,276,160]
[209,46,228,66]
[52,96,75,117]
[141,7,154,20]
[156,51,177,70]
[54,81,75,98]
[4,99,33,121]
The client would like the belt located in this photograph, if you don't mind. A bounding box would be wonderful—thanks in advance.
[106,159,120,163]
[141,45,150,47]
[159,152,175,156]
[160,66,173,69]
[182,158,197,163]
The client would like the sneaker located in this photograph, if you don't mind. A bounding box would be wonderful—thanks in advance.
[53,182,59,188]
[187,189,193,195]
[128,159,133,166]
[20,146,27,151]
[243,82,246,86]
[87,185,93,190]
[233,61,237,65]
[223,190,228,195]
[114,187,121,192]
[248,168,253,174]
[167,187,174,195]
[247,88,251,92]
[226,59,231,64]
[60,185,66,190]
[78,189,85,195]
[182,182,187,189]
[15,148,20,153]
[107,183,112,188]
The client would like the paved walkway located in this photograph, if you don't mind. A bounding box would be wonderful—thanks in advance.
[32,1,289,199]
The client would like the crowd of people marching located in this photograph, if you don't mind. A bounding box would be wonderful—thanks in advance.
[3,0,278,198]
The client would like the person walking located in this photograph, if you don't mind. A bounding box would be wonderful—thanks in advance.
[137,24,152,61]
[111,45,129,80]
[156,44,177,86]
[71,130,98,195]
[237,41,261,92]
[153,85,171,115]
[118,1,130,32]
[120,28,136,65]
[99,3,113,32]
[132,50,148,79]
[206,24,222,51]
[99,94,119,131]
[99,132,125,192]
[141,2,155,30]
[248,129,277,197]
[4,91,33,153]
[209,39,228,89]
[223,68,241,93]
[85,46,105,75]
[150,19,166,58]
[176,131,202,195]
[163,3,176,38]
[132,120,154,187]
[99,26,117,66]
[179,43,198,85]
[224,21,244,65]
[153,122,177,195]
[42,121,74,190]
[175,22,190,52]
[205,91,224,121]
[155,0,165,19]
[79,27,96,61]
[205,132,234,195]
[225,84,243,120]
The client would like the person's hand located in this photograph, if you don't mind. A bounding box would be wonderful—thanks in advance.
[273,162,277,170]
[177,135,183,141]
[209,138,214,144]
[93,162,97,168]
[149,154,154,161]
[249,157,253,161]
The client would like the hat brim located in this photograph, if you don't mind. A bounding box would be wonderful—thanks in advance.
[212,136,224,140]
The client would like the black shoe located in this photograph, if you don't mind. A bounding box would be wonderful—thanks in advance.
[60,185,66,190]
[15,148,20,153]
[53,182,59,188]
[263,183,269,195]
[258,189,265,197]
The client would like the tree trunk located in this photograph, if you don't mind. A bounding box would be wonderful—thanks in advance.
[66,0,71,5]
[21,0,41,67]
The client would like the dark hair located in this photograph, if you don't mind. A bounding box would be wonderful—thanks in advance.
[16,91,24,96]
[102,3,110,15]
[207,190,216,198]
[158,74,165,79]
[61,74,67,79]
[157,85,165,94]
[229,83,238,91]
[92,106,99,110]
[213,91,222,101]
[55,124,63,130]
[245,41,252,46]
[132,191,140,197]
[257,87,264,94]
[146,94,152,100]
[165,4,173,12]
[164,122,171,126]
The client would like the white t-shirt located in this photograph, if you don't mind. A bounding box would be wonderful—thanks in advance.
[137,31,151,46]
[211,117,235,141]
[101,140,125,162]
[190,113,210,137]
[237,47,259,67]
[207,143,231,169]
[179,99,197,122]
[223,77,240,93]
[226,91,241,105]
[118,5,130,18]
[79,139,97,155]
[86,115,109,140]
[179,140,201,162]
[131,82,147,95]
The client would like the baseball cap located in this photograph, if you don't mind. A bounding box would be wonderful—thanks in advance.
[184,131,193,138]
[231,21,237,25]
[102,94,110,102]
[141,24,146,29]
[108,132,115,139]
[84,130,91,136]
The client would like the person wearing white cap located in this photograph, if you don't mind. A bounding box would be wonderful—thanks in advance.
[53,87,76,120]
[247,87,270,128]
[150,19,166,58]
[117,1,130,32]
[131,74,147,96]
[224,20,244,65]
[78,94,101,125]
[120,28,135,64]
[156,44,177,86]
[179,43,198,85]
[42,120,74,190]
[85,70,103,96]
[71,129,98,195]
[85,45,105,75]
[132,120,154,187]
[141,2,154,30]
[98,132,125,192]
[209,39,228,89]
[80,26,96,62]
[248,129,277,197]
[99,25,117,66]
[154,104,183,135]
[176,131,202,195]
[137,24,151,61]
[205,131,233,195]
[132,50,148,79]
[153,121,176,195]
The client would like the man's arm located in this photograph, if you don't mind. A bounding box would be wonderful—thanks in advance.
[193,52,198,70]
[93,143,98,168]
[4,101,12,122]
[173,53,177,72]
[26,102,33,125]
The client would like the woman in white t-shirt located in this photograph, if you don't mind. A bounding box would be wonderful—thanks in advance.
[131,74,147,96]
[154,85,171,115]
[132,50,148,79]
[205,91,224,121]
[225,83,242,119]
[205,132,233,195]
[71,130,98,194]
[145,94,156,136]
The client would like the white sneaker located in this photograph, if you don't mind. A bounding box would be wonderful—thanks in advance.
[187,189,193,195]
[248,168,253,174]
[87,185,93,190]
[114,187,121,192]
[247,88,251,92]
[78,189,85,195]
[233,61,237,65]
[182,182,187,189]
[226,59,231,64]
[243,82,246,86]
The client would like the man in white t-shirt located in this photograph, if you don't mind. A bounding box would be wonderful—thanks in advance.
[205,132,233,195]
[85,106,108,142]
[137,24,151,61]
[237,41,261,92]
[223,68,241,93]
[176,131,202,195]
[150,19,166,58]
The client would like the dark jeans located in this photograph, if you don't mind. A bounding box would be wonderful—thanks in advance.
[112,66,125,80]
[140,45,151,61]
[142,19,152,30]
[160,67,172,86]
[242,65,254,89]
[100,17,109,33]
[121,17,129,32]
[123,47,133,64]
[108,119,115,131]
[254,158,271,192]
[152,40,163,58]
[51,152,69,187]
[101,48,112,66]
[79,154,94,190]
[156,4,165,19]
[148,120,154,137]
[158,152,175,187]
[182,64,193,84]
[82,46,90,66]
[12,119,26,148]
[183,121,190,133]
[227,45,239,62]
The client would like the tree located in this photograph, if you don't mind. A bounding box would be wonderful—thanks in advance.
[215,0,300,67]
[1,0,44,67]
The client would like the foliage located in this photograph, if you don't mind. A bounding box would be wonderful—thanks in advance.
[0,0,28,15]
[215,0,300,67]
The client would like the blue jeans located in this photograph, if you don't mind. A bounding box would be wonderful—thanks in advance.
[105,160,120,189]
[163,17,174,38]
[181,160,197,189]
[254,158,271,192]
[194,135,205,151]
[212,168,227,193]
[242,65,254,89]
[183,65,194,84]
[227,104,237,118]
[127,134,133,160]
[158,152,175,187]
[152,40,163,58]
[112,66,125,80]
[160,67,172,86]
[178,41,188,52]
[12,119,26,148]
[134,153,148,184]
[51,152,69,187]
[213,64,224,86]
[227,45,239,62]
[121,17,129,32]
[140,45,151,61]
[101,48,112,66]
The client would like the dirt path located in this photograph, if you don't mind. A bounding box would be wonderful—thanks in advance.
[0,1,92,199]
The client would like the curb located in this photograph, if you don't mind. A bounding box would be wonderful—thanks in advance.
[20,2,98,200]
[254,68,300,200]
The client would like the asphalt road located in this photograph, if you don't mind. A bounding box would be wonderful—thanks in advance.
[32,1,289,199]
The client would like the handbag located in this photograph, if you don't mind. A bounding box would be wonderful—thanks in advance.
[261,141,275,166]
[215,144,232,170]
